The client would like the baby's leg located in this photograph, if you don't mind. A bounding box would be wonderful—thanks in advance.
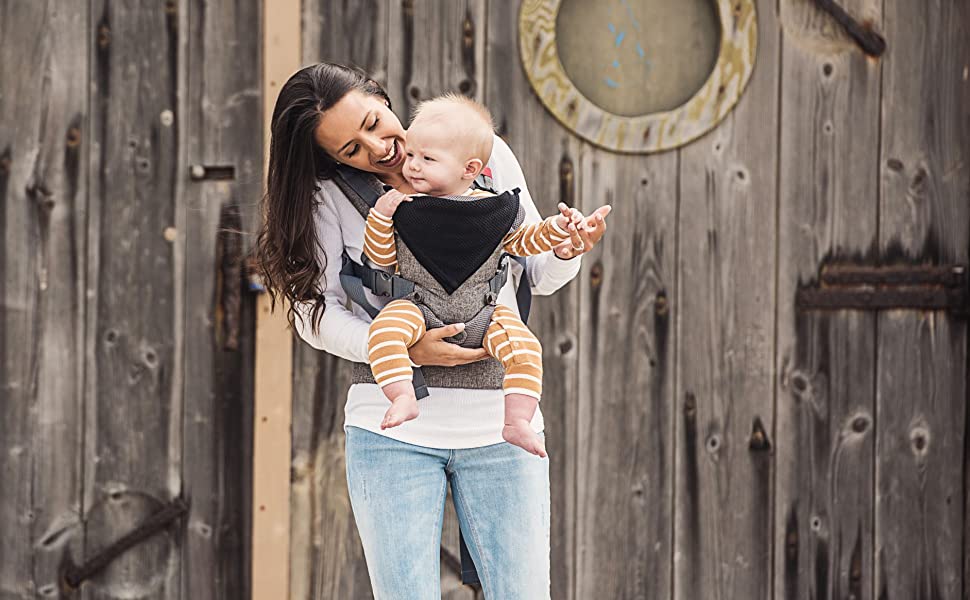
[483,304,547,457]
[368,299,427,429]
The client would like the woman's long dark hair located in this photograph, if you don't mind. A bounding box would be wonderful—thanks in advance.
[254,63,390,333]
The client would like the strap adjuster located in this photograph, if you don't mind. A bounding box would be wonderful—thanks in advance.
[370,269,394,297]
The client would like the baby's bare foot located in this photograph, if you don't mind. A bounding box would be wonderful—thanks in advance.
[502,420,547,458]
[381,395,419,429]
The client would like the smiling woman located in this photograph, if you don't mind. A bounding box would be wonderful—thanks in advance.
[314,90,408,181]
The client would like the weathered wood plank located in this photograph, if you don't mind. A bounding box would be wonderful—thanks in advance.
[386,0,487,124]
[774,1,882,599]
[674,0,779,598]
[254,0,299,596]
[875,2,969,599]
[81,2,182,598]
[0,2,88,597]
[290,1,393,598]
[302,0,389,87]
[572,145,676,600]
[180,0,261,598]
[485,3,584,598]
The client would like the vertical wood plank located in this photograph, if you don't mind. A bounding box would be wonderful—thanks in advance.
[83,1,182,598]
[875,2,969,599]
[774,1,882,599]
[0,1,88,596]
[181,0,261,599]
[674,0,779,598]
[573,145,677,600]
[255,0,299,597]
[290,1,391,598]
[386,0,487,125]
[485,3,584,598]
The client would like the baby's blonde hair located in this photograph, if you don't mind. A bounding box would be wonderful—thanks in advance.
[411,93,495,165]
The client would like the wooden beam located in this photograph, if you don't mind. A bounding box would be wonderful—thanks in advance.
[253,0,300,597]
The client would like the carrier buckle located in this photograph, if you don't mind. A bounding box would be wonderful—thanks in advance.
[370,270,394,297]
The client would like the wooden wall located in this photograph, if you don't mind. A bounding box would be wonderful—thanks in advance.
[291,1,970,599]
[0,1,260,598]
[1,1,966,599]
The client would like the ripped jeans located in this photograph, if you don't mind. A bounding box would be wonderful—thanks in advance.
[344,426,551,599]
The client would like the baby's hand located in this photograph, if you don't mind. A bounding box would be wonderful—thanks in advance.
[375,189,412,218]
[555,202,584,231]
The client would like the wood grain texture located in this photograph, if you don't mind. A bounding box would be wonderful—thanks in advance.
[875,2,969,599]
[181,0,261,598]
[673,1,779,598]
[254,0,298,596]
[573,145,677,600]
[82,2,181,598]
[0,1,88,596]
[386,0,487,124]
[774,1,882,599]
[485,3,584,598]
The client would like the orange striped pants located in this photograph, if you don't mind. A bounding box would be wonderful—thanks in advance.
[367,299,543,399]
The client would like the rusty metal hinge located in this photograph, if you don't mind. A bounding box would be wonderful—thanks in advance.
[812,0,886,57]
[796,264,968,316]
[60,497,188,591]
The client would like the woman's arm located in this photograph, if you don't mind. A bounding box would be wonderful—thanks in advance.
[490,135,582,296]
[291,191,371,363]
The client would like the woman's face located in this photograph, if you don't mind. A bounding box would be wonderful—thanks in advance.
[315,90,407,175]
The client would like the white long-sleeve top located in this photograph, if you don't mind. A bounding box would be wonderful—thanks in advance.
[293,135,582,448]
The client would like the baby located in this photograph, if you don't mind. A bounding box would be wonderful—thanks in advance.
[363,94,581,457]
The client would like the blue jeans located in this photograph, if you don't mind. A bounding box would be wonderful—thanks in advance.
[345,426,551,599]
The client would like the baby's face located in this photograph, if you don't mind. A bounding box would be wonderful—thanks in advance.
[403,120,474,196]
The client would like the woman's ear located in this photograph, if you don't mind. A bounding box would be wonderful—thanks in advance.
[462,158,484,180]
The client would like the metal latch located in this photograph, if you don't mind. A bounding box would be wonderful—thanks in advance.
[189,164,235,181]
[60,497,189,591]
[796,263,968,316]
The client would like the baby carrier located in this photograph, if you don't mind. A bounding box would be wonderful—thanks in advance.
[333,165,534,586]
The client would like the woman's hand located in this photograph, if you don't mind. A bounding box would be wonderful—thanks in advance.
[408,323,489,367]
[553,204,612,259]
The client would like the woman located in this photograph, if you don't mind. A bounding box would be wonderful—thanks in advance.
[256,63,610,599]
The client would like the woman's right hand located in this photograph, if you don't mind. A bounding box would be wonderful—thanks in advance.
[408,324,489,367]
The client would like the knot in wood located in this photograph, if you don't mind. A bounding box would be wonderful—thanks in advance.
[97,24,111,49]
[683,392,697,418]
[909,426,929,454]
[589,261,604,289]
[654,290,669,316]
[66,126,82,148]
[462,15,474,49]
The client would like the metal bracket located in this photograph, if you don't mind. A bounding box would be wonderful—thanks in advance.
[812,0,886,57]
[60,497,189,591]
[189,164,235,181]
[796,264,968,316]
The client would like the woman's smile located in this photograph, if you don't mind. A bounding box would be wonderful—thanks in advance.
[375,139,404,168]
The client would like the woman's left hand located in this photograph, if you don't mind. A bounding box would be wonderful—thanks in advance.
[553,204,612,259]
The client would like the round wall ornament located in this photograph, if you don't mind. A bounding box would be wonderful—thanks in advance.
[519,0,758,153]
